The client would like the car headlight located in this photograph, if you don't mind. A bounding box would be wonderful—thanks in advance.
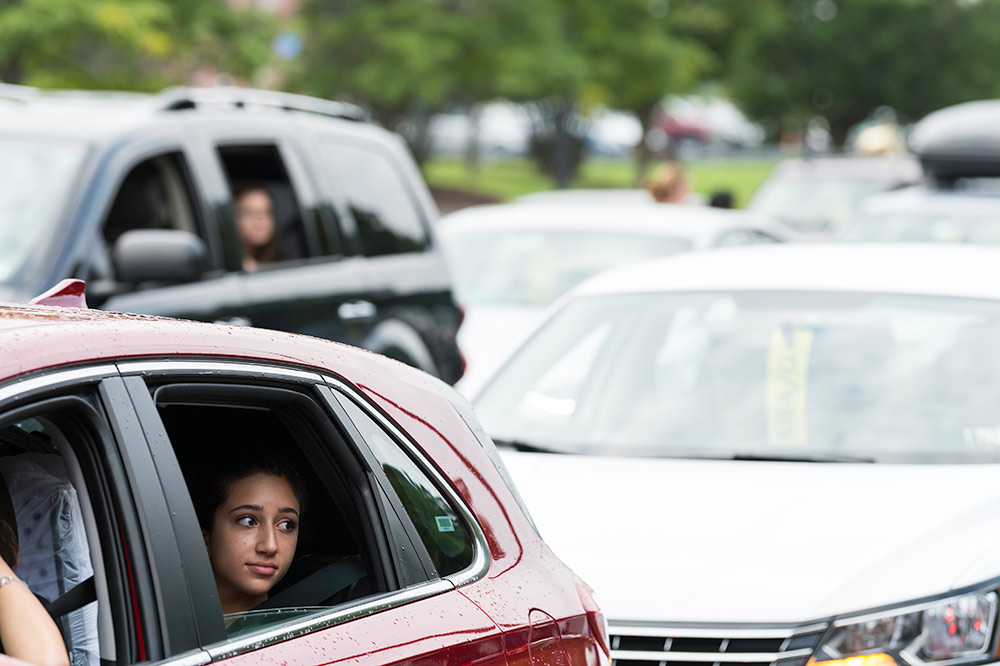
[813,590,997,666]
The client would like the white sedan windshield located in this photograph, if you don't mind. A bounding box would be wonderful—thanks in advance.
[0,137,88,282]
[475,290,1000,462]
[440,229,691,306]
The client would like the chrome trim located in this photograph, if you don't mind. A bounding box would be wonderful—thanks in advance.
[116,359,325,384]
[148,648,211,666]
[0,364,118,404]
[608,623,828,639]
[205,579,453,660]
[609,649,814,663]
[323,375,492,588]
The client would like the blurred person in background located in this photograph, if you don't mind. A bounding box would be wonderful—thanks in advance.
[644,162,693,204]
[234,185,282,272]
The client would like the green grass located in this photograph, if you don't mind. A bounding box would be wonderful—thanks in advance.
[423,156,780,208]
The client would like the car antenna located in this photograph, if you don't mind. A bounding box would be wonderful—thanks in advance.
[29,279,89,309]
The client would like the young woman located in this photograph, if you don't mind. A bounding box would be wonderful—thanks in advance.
[233,185,282,272]
[193,457,307,615]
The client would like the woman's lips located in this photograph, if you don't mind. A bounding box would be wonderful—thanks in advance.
[247,563,278,576]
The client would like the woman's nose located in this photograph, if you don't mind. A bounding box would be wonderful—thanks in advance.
[256,526,278,554]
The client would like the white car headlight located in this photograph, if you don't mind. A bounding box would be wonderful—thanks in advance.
[814,590,997,666]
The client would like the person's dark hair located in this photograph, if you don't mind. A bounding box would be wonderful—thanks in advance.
[233,183,283,265]
[709,190,734,209]
[192,452,308,531]
[0,519,17,569]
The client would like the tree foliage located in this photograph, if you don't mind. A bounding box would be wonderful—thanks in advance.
[0,0,274,90]
[726,0,1000,145]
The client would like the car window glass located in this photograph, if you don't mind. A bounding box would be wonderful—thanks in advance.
[0,137,88,283]
[217,144,314,270]
[152,386,384,638]
[103,152,200,247]
[319,142,428,256]
[334,393,474,577]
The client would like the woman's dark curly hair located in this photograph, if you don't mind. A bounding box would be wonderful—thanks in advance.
[191,451,308,532]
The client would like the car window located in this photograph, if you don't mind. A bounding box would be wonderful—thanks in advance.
[217,144,318,270]
[0,136,88,284]
[475,290,1000,463]
[97,152,203,280]
[440,229,690,306]
[318,142,429,256]
[333,392,475,577]
[146,380,407,638]
[0,392,148,666]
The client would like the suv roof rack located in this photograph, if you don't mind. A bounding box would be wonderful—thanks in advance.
[157,86,369,123]
[910,100,1000,179]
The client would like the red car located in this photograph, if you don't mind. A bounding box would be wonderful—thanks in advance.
[0,281,607,666]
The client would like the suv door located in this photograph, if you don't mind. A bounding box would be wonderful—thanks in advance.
[114,359,505,666]
[184,120,376,347]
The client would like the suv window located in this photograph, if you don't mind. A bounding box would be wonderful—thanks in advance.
[319,142,428,256]
[217,144,314,268]
[334,392,474,577]
[103,153,200,246]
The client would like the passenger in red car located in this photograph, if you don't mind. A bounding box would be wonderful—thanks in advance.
[195,457,307,615]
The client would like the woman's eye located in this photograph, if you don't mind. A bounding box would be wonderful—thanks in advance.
[236,515,257,527]
[278,519,297,532]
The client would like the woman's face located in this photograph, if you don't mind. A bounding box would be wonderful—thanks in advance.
[234,189,276,250]
[204,472,300,614]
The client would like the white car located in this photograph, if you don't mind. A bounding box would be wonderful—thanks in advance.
[470,243,1000,666]
[438,202,792,395]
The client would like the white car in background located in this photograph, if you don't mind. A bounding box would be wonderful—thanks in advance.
[437,202,793,395]
[469,243,1000,666]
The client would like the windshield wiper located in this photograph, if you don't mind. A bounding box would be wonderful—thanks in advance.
[492,438,567,454]
[731,451,875,463]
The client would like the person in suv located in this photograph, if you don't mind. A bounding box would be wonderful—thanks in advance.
[0,85,464,384]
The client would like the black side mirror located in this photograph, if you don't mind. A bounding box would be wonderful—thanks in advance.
[112,229,207,284]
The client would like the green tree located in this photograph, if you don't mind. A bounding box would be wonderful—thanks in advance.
[578,0,717,179]
[727,0,1000,146]
[291,0,578,165]
[0,0,273,90]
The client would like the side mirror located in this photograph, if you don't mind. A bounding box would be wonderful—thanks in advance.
[112,229,207,284]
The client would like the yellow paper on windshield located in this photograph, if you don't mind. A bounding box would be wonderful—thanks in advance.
[765,327,815,446]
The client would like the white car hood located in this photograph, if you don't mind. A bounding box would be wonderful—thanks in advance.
[500,451,1000,624]
[454,305,544,398]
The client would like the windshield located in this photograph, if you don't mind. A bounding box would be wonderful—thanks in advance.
[841,212,1000,244]
[474,290,1000,463]
[749,178,891,232]
[440,229,691,306]
[0,137,88,283]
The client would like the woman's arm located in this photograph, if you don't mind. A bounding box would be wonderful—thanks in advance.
[0,558,69,666]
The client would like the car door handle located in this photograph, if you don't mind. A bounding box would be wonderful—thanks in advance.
[338,300,377,321]
[213,316,252,326]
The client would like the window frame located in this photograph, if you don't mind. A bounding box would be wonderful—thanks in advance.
[113,358,490,662]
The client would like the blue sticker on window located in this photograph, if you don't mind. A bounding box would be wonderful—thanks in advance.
[435,515,455,532]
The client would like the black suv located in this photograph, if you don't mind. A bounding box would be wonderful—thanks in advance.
[0,85,464,383]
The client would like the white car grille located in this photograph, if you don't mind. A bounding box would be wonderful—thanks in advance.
[609,622,829,666]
